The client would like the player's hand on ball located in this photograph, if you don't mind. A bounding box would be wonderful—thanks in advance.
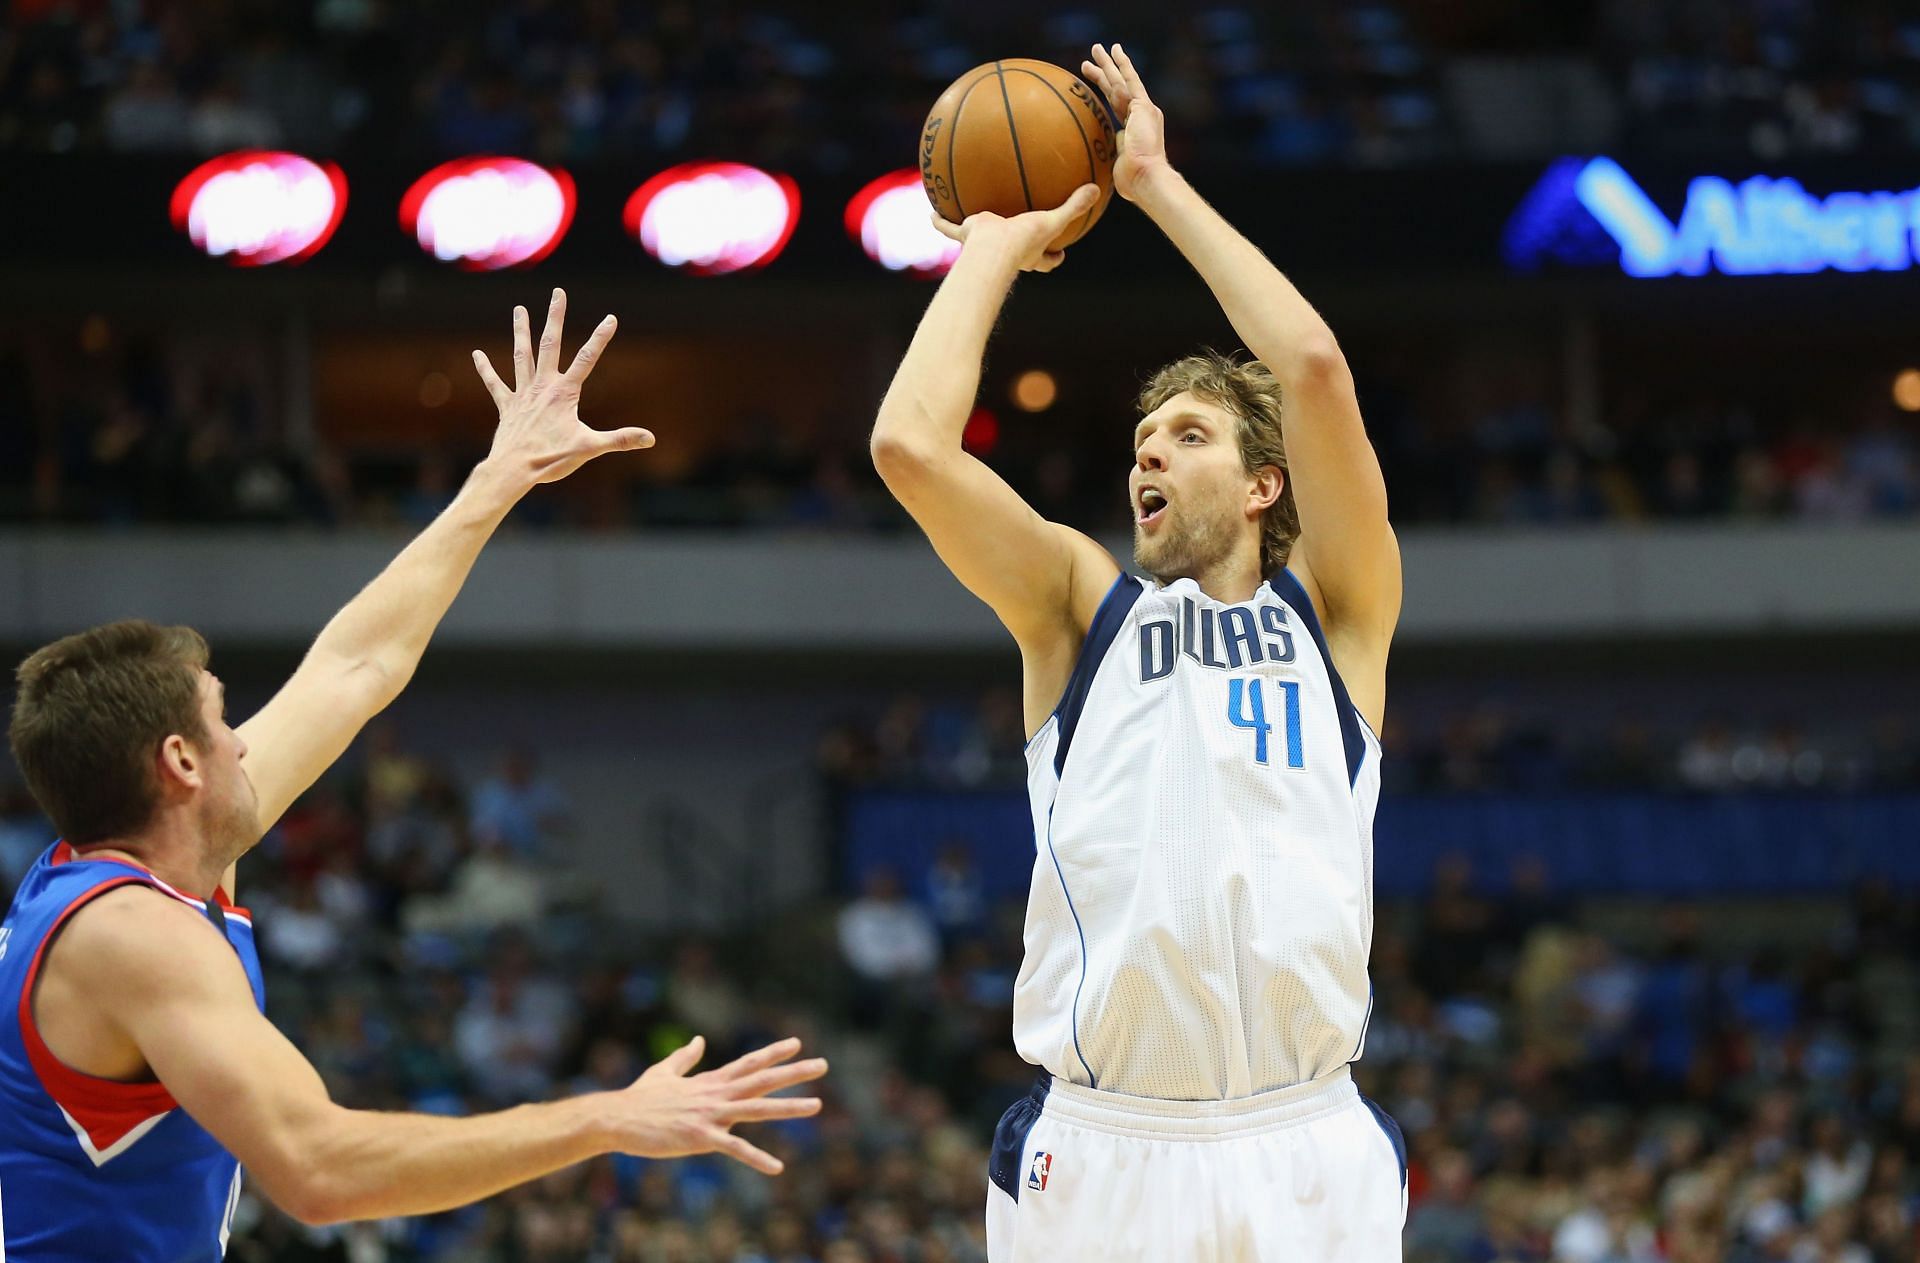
[609,1035,827,1175]
[471,288,655,488]
[1082,43,1167,202]
[931,183,1101,274]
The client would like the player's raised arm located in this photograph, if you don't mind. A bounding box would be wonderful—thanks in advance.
[1083,44,1401,657]
[233,290,650,873]
[870,192,1120,726]
[64,886,824,1223]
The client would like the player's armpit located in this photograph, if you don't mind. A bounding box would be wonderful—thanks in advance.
[51,887,343,1222]
[871,435,1119,655]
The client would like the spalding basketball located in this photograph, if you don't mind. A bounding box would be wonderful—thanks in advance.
[920,59,1117,252]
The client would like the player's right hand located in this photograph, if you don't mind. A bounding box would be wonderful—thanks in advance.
[931,183,1101,274]
[471,288,655,489]
[605,1035,827,1175]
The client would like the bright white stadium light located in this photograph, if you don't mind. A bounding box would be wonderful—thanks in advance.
[623,162,800,276]
[170,152,347,266]
[400,158,576,271]
[846,169,961,277]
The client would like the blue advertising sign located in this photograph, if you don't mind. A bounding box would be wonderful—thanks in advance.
[1506,157,1920,277]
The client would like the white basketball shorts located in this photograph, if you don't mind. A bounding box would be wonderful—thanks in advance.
[985,1066,1406,1262]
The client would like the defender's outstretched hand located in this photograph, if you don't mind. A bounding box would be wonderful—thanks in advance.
[1082,43,1168,201]
[929,183,1101,273]
[609,1036,828,1175]
[471,288,654,486]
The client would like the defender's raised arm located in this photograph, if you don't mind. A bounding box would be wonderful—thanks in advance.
[232,290,651,887]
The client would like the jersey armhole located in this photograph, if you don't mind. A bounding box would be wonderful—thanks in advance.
[1046,572,1145,775]
[19,878,184,1163]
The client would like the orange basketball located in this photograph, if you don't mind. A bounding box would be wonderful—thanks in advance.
[920,59,1117,253]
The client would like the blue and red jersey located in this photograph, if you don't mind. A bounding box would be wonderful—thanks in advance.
[0,841,265,1261]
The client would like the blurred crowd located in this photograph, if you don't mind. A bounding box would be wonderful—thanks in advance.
[816,689,1920,795]
[4,0,1920,170]
[3,331,1917,532]
[4,713,1920,1261]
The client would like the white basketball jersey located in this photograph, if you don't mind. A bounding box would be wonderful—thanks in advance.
[1014,569,1382,1101]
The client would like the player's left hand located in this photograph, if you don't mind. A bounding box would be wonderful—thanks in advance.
[1082,43,1168,202]
[471,288,655,488]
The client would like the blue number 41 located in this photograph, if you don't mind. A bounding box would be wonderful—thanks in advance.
[1227,678,1304,769]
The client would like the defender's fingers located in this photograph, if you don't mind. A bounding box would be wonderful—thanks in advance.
[536,287,566,377]
[716,1037,804,1081]
[714,1131,783,1176]
[732,1058,829,1099]
[564,314,617,382]
[512,305,533,388]
[472,350,510,407]
[585,426,654,455]
[724,1096,823,1124]
[657,1035,705,1077]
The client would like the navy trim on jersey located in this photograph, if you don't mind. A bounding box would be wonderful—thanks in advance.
[1052,573,1144,776]
[988,1072,1053,1203]
[1362,1094,1408,1189]
[1041,800,1097,1087]
[1268,569,1366,786]
[1347,984,1375,1063]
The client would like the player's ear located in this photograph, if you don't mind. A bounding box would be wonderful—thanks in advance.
[157,733,202,792]
[1247,465,1284,517]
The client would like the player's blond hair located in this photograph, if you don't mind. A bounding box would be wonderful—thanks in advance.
[1138,350,1300,575]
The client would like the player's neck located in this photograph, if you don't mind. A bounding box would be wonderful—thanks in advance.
[74,818,227,900]
[1167,553,1266,605]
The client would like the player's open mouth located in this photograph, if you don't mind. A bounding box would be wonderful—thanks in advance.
[1137,486,1169,527]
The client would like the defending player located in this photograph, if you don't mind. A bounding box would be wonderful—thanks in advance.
[871,45,1404,1261]
[0,291,826,1260]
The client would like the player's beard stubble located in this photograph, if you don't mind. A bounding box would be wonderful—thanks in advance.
[201,769,262,870]
[1133,496,1241,587]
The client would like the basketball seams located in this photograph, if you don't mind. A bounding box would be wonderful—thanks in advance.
[1001,67,1103,241]
[992,61,1036,213]
[942,69,1000,220]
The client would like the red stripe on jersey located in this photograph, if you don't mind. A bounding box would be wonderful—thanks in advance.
[51,841,252,919]
[17,877,182,1158]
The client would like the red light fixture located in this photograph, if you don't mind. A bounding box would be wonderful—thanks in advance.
[170,151,347,266]
[400,157,576,270]
[846,169,962,278]
[623,161,801,276]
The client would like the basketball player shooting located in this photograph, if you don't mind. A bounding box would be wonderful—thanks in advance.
[872,45,1405,1261]
[0,292,825,1261]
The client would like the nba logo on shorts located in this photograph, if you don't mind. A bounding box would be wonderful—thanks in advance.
[1028,1150,1053,1191]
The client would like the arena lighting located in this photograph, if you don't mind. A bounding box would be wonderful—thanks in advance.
[846,169,962,277]
[1507,156,1920,277]
[170,151,347,266]
[962,406,1000,456]
[623,161,800,276]
[1895,370,1920,414]
[1012,369,1058,412]
[400,157,576,271]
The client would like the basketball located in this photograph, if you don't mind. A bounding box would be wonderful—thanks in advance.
[920,59,1117,252]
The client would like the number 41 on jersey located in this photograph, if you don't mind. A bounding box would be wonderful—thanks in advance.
[1227,678,1304,769]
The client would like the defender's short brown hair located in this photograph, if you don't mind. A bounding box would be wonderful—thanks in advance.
[1138,350,1301,575]
[9,620,211,844]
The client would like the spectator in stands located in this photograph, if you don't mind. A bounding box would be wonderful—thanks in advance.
[470,746,571,860]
